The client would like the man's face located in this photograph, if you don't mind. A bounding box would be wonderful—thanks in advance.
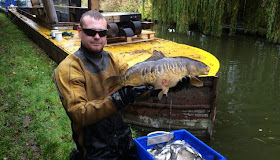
[78,16,107,53]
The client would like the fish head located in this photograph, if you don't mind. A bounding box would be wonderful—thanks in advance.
[188,62,210,76]
[203,65,211,75]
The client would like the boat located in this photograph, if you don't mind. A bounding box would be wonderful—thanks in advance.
[5,0,220,139]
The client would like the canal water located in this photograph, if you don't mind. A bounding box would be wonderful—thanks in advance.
[152,25,280,160]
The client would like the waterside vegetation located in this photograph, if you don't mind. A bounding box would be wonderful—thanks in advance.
[148,0,280,43]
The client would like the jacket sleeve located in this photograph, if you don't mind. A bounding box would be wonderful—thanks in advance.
[52,59,119,127]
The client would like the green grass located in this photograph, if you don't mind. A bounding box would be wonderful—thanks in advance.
[0,13,74,159]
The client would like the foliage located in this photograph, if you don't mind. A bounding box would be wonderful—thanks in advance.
[100,0,140,12]
[140,0,153,20]
[100,0,152,19]
[148,0,280,43]
[267,0,280,43]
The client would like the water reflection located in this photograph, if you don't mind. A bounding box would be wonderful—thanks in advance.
[153,25,280,160]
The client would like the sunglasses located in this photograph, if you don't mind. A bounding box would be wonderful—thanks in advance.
[82,28,108,37]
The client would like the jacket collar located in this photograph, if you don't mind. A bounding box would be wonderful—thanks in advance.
[80,43,103,59]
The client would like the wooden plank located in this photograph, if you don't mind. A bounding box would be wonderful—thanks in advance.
[113,16,120,22]
[106,37,153,46]
[125,37,132,42]
[89,0,99,11]
[148,33,154,39]
[104,15,120,23]
[32,7,45,16]
[106,30,156,46]
[41,0,58,24]
[53,5,88,9]
[139,30,155,35]
[137,30,155,40]
[104,16,114,23]
[141,21,154,29]
[31,0,40,6]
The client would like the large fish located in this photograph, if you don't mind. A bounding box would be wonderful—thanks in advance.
[104,50,210,100]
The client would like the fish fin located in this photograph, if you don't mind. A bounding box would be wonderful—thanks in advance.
[158,90,164,100]
[157,87,169,100]
[145,50,166,61]
[103,75,123,95]
[162,87,169,95]
[189,76,203,87]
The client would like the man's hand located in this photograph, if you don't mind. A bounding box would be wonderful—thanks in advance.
[110,86,153,110]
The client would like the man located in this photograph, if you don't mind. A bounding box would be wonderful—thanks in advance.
[52,10,152,159]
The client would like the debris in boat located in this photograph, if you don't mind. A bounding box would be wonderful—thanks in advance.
[50,31,74,39]
[147,140,205,160]
[62,31,74,38]
[50,32,56,39]
[103,50,210,100]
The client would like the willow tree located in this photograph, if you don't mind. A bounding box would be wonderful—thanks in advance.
[150,0,226,35]
[267,0,280,43]
[148,0,280,43]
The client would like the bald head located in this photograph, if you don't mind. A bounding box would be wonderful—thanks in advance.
[80,10,106,28]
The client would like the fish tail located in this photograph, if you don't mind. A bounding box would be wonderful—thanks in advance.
[103,75,124,95]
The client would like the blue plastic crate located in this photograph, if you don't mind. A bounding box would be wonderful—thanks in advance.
[134,129,226,160]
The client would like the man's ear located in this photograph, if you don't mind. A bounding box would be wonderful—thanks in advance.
[77,26,82,38]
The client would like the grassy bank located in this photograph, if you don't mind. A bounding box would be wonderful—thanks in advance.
[0,13,74,159]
